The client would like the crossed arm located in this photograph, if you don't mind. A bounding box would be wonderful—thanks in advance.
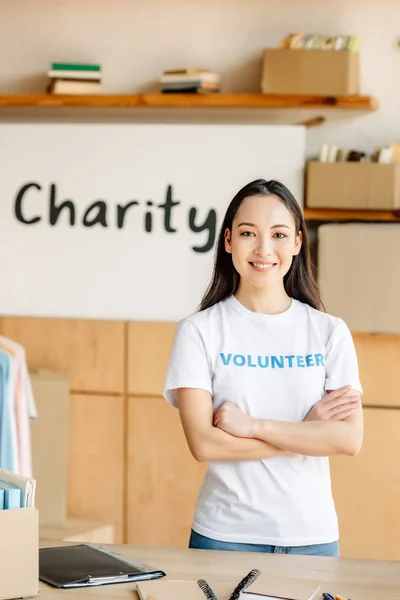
[178,386,363,462]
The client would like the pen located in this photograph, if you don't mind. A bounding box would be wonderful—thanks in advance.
[322,594,334,600]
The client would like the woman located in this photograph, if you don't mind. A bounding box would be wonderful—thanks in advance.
[163,179,363,557]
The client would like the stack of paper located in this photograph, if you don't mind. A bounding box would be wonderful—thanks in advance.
[0,469,36,510]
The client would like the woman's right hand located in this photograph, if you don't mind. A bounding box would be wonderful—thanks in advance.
[304,385,361,422]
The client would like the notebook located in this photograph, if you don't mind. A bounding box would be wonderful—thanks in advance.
[238,573,322,600]
[136,579,211,600]
[39,544,166,588]
[0,469,36,507]
[0,480,21,509]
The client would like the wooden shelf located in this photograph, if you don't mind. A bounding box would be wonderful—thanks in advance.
[304,208,400,222]
[0,93,379,110]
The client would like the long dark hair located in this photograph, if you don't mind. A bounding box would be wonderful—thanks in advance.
[199,179,323,311]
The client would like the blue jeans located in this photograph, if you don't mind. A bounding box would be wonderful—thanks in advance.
[189,529,340,557]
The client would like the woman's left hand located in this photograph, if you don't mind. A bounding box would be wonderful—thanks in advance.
[213,402,255,438]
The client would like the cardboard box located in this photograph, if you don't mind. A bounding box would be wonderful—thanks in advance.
[40,517,115,544]
[0,508,39,600]
[318,223,400,333]
[30,371,69,526]
[261,49,359,96]
[307,162,400,210]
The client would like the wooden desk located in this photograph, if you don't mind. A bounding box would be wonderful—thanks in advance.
[38,542,400,600]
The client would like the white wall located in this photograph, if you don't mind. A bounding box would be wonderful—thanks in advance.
[0,123,305,320]
[0,1,399,159]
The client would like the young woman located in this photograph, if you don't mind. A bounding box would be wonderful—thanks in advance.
[163,179,363,557]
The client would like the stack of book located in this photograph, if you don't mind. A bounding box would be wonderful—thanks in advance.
[318,142,400,163]
[160,69,220,94]
[280,33,360,52]
[47,62,102,95]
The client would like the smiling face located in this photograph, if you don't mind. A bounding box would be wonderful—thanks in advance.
[224,194,303,291]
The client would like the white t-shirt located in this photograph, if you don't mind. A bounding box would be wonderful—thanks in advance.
[163,295,362,546]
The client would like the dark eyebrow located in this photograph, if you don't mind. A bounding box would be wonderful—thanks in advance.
[271,224,290,229]
[237,222,290,229]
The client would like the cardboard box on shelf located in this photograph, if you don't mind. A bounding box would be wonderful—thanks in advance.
[40,517,115,544]
[318,223,400,333]
[0,508,39,600]
[30,370,69,527]
[261,48,359,96]
[306,161,400,210]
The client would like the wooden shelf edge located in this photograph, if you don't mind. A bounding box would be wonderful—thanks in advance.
[0,93,379,110]
[304,208,400,222]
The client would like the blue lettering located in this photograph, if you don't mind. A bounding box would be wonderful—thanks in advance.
[257,356,269,368]
[220,353,232,366]
[233,354,245,367]
[305,354,314,367]
[220,351,324,368]
[285,355,295,368]
[271,355,284,369]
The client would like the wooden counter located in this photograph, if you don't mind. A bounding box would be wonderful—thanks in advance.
[38,542,400,600]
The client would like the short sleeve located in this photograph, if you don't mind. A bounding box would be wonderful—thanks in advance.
[163,319,213,408]
[325,318,363,394]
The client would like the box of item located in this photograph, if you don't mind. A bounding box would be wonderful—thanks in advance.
[318,223,400,333]
[306,161,400,210]
[30,370,69,526]
[261,49,359,96]
[40,517,115,544]
[0,508,39,600]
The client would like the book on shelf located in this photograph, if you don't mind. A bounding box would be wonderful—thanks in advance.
[47,61,102,95]
[159,68,220,94]
[47,79,102,95]
[317,142,400,164]
[279,33,360,52]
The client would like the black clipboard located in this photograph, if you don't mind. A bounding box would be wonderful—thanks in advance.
[39,544,166,588]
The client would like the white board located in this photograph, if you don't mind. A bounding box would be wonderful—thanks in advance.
[0,124,305,320]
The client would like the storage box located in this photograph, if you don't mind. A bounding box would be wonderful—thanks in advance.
[0,508,39,600]
[261,49,359,96]
[40,517,115,544]
[30,371,69,526]
[307,162,400,210]
[318,223,400,333]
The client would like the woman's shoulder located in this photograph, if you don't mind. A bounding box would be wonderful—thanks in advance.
[180,299,226,331]
[296,300,346,335]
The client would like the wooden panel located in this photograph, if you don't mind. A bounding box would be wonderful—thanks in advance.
[127,396,207,547]
[68,394,124,543]
[353,333,400,407]
[0,93,379,110]
[305,208,400,222]
[0,317,124,393]
[127,322,177,396]
[331,408,400,561]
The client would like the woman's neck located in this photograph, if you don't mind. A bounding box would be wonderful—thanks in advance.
[234,283,292,315]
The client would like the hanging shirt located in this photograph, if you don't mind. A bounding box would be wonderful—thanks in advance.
[164,295,362,546]
[0,337,36,477]
[0,349,18,472]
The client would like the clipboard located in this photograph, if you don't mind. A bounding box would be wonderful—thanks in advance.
[39,544,166,588]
